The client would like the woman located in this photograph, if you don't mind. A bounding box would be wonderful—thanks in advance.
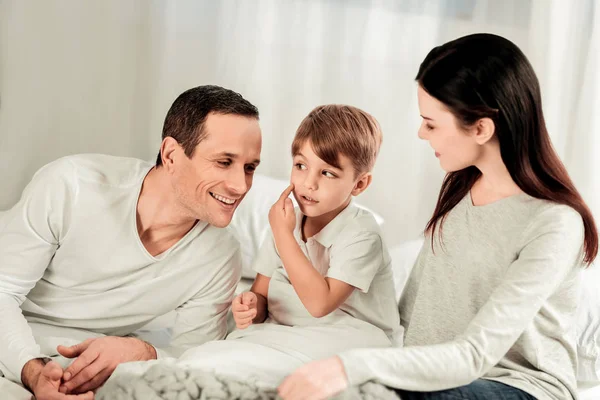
[277,33,598,400]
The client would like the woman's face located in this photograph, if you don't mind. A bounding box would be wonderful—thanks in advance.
[417,85,481,172]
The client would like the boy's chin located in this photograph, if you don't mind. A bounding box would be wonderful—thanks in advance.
[298,204,321,217]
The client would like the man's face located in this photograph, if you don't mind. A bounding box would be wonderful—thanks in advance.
[170,113,262,227]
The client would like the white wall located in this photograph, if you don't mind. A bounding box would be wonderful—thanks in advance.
[1,0,596,246]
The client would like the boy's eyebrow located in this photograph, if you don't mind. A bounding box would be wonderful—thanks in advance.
[420,115,434,121]
[214,152,260,165]
[295,151,343,171]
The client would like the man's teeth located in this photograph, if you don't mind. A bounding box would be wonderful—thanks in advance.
[211,192,235,205]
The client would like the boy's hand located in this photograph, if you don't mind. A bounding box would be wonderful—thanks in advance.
[232,292,258,329]
[269,184,296,236]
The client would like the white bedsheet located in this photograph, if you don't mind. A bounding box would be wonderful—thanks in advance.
[579,381,600,400]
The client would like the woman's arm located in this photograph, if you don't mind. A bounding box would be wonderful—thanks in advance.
[338,207,584,391]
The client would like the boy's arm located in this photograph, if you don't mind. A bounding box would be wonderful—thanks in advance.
[268,185,356,318]
[274,232,355,318]
[249,273,270,323]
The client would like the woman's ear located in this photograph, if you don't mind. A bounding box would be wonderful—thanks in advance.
[351,173,373,196]
[474,117,496,145]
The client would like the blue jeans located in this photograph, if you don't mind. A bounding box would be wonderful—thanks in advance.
[395,379,537,399]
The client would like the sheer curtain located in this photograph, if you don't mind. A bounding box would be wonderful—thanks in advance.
[1,0,597,245]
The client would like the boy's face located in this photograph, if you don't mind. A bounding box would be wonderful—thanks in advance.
[290,141,365,220]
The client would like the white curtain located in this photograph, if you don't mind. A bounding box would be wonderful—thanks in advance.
[1,0,597,245]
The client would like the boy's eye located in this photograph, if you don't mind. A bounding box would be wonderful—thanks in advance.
[295,163,307,170]
[323,171,336,178]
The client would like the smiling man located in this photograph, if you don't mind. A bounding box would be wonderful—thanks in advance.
[0,85,262,399]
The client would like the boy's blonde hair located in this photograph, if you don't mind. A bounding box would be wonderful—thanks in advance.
[291,105,382,176]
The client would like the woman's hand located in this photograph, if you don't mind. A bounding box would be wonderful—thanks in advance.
[278,356,349,400]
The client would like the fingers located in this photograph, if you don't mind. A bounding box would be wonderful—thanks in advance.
[40,361,64,382]
[62,391,95,399]
[284,198,294,212]
[231,295,249,313]
[241,291,257,306]
[278,375,298,400]
[235,319,253,329]
[62,348,100,385]
[57,339,93,359]
[60,357,104,394]
[70,368,111,394]
[234,309,257,321]
[277,184,295,204]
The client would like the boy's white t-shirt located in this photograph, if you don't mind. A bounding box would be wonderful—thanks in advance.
[0,154,241,382]
[251,203,400,341]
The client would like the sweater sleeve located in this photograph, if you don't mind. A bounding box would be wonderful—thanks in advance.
[0,159,77,382]
[338,206,584,391]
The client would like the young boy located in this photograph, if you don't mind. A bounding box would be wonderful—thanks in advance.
[231,104,400,347]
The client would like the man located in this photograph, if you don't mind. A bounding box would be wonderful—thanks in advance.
[0,85,262,399]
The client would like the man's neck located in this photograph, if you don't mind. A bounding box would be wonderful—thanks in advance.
[136,166,198,256]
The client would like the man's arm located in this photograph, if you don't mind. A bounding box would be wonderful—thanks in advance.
[0,160,76,386]
[59,235,243,394]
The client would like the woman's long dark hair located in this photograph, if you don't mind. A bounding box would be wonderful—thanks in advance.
[417,33,597,265]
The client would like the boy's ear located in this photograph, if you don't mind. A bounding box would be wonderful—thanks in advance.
[351,173,372,196]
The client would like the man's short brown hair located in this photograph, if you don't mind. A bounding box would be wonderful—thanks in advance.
[291,105,382,176]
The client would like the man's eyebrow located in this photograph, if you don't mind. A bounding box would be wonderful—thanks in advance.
[214,152,260,165]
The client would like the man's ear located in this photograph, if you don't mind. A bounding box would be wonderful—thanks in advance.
[473,117,495,145]
[160,137,180,173]
[351,172,372,196]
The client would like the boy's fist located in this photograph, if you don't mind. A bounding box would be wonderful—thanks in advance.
[232,291,258,329]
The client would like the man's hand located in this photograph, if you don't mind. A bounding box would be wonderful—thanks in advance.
[278,356,349,400]
[269,184,296,236]
[21,358,94,400]
[57,336,156,394]
[232,291,258,329]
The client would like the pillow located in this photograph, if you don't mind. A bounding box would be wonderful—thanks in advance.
[388,237,600,383]
[229,173,384,278]
[576,262,600,382]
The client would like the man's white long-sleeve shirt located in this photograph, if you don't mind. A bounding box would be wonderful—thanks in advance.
[0,154,241,382]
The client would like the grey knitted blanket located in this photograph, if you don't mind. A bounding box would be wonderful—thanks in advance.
[96,363,400,400]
